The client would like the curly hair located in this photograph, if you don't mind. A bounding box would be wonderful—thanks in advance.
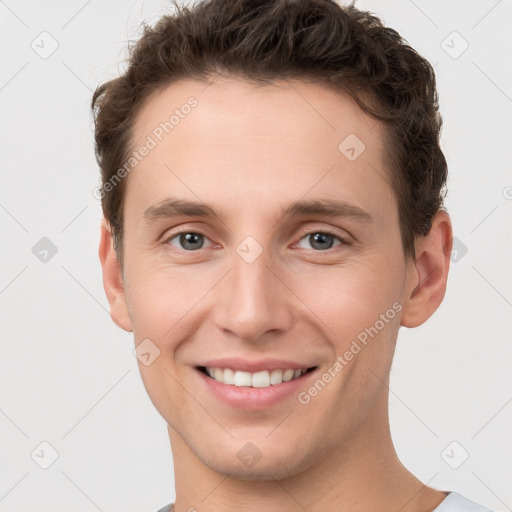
[91,0,447,264]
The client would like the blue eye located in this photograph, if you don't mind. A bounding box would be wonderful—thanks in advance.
[297,231,343,251]
[167,232,211,251]
[165,230,346,253]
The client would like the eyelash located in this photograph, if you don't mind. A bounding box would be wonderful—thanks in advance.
[163,228,349,254]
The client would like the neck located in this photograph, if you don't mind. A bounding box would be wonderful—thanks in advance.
[167,390,446,512]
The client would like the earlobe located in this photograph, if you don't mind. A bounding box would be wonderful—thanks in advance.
[400,210,453,328]
[98,219,133,332]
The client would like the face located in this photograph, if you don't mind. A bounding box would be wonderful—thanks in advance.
[104,77,422,479]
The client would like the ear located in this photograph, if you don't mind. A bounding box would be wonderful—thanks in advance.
[400,210,453,328]
[98,219,132,332]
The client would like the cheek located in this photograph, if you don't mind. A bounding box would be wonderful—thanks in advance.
[288,259,404,343]
[123,261,218,344]
[124,265,200,412]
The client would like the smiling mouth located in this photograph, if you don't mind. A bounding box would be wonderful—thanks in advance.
[196,365,318,387]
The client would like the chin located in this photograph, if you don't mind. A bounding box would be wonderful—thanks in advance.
[201,448,313,482]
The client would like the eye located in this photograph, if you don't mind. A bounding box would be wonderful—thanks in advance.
[166,231,213,251]
[296,230,345,251]
[164,229,348,253]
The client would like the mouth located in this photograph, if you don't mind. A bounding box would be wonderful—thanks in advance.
[196,365,318,388]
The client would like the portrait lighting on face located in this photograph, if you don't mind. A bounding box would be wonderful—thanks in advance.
[91,1,500,512]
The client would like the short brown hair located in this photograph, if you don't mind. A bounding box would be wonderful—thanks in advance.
[91,0,447,264]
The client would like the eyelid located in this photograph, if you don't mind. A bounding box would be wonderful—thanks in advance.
[163,228,216,250]
[163,225,350,253]
[292,226,350,252]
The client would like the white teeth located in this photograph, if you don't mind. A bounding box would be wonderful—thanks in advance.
[203,367,308,387]
[282,369,295,381]
[251,371,270,388]
[233,371,252,387]
[269,369,283,385]
[223,368,235,385]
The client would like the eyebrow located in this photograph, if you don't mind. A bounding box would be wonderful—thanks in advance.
[142,196,373,224]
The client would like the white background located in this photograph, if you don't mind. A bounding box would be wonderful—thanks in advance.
[1,0,511,511]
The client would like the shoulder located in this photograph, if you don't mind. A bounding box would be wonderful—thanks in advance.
[154,504,173,512]
[153,495,494,512]
[433,492,495,512]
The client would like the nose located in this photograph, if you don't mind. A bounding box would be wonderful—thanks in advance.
[212,246,294,341]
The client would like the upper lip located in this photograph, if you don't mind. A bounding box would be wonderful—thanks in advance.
[196,358,317,373]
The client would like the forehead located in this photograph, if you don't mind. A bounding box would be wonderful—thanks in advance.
[132,76,384,151]
[126,76,394,222]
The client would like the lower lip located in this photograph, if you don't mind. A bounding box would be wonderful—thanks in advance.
[196,368,318,410]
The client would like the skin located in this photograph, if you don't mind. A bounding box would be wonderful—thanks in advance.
[99,77,453,512]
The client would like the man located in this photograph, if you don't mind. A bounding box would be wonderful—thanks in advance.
[92,0,493,510]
